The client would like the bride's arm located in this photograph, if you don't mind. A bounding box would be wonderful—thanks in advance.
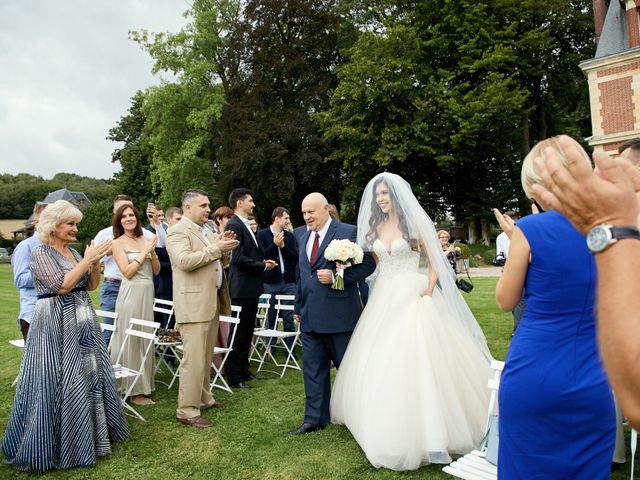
[419,240,437,297]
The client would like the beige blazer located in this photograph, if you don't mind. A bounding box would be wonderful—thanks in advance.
[166,218,231,324]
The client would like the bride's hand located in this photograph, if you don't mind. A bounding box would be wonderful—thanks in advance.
[420,287,433,298]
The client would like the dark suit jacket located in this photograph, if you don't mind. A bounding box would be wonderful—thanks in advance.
[145,225,173,297]
[295,220,376,334]
[256,227,298,284]
[225,214,265,299]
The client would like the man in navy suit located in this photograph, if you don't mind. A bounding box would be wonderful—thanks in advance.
[256,207,298,351]
[289,193,376,435]
[225,188,277,389]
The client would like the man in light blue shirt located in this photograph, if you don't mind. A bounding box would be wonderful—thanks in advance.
[11,203,47,340]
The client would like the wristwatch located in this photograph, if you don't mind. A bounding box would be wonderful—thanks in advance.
[586,224,640,254]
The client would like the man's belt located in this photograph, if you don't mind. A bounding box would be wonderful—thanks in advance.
[105,277,122,283]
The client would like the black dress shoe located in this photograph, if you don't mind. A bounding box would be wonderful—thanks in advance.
[229,381,251,389]
[288,423,327,435]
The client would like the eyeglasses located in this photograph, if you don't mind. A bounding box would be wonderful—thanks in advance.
[439,235,449,239]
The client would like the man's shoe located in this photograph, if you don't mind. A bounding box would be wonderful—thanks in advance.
[201,400,228,411]
[229,381,251,389]
[245,373,266,382]
[177,416,213,429]
[288,423,326,435]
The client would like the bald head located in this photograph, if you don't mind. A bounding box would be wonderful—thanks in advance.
[301,192,330,232]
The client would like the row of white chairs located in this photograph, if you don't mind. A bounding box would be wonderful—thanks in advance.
[9,293,302,421]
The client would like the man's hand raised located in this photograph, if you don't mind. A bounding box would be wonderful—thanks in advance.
[215,230,239,253]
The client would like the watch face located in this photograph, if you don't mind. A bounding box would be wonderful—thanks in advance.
[587,226,610,253]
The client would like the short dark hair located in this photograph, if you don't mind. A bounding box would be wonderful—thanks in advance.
[113,204,143,239]
[166,206,183,219]
[213,206,233,226]
[271,207,289,223]
[113,194,132,206]
[182,189,209,205]
[619,138,640,155]
[229,188,253,209]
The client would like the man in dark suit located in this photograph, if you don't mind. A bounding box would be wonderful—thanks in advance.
[256,207,298,351]
[289,193,376,435]
[225,188,277,388]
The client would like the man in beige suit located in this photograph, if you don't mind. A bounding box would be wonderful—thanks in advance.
[166,189,239,428]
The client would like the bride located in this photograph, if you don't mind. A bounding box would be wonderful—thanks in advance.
[330,172,493,471]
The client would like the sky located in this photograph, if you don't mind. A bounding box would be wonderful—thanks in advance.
[0,0,190,180]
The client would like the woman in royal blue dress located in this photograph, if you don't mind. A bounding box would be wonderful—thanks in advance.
[495,137,615,479]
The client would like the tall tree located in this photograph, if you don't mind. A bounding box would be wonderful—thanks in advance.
[107,91,154,205]
[217,0,347,224]
[321,0,595,240]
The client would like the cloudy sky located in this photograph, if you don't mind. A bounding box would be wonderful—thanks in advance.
[0,0,190,180]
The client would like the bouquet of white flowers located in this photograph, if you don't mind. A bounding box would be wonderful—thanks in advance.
[324,239,364,290]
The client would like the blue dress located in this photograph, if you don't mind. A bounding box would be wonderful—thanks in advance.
[498,211,615,479]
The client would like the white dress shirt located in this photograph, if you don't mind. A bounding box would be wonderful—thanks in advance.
[306,218,332,262]
[496,231,510,259]
[270,225,286,275]
[234,212,258,247]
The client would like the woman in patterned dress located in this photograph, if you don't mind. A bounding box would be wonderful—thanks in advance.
[2,200,129,472]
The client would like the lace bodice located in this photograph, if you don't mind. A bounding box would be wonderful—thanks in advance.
[373,238,420,276]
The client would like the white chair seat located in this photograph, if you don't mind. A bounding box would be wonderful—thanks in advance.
[443,360,504,480]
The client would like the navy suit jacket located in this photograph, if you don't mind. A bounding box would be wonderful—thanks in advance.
[225,215,265,298]
[295,220,376,334]
[145,225,172,296]
[256,227,298,284]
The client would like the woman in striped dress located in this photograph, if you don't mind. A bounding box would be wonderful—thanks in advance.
[2,200,129,472]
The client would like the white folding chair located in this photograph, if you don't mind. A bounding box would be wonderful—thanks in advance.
[169,305,243,389]
[210,314,241,393]
[632,428,638,480]
[253,300,301,378]
[9,339,25,387]
[95,309,118,353]
[153,299,181,386]
[250,293,272,363]
[442,359,504,480]
[112,317,161,422]
[153,298,175,327]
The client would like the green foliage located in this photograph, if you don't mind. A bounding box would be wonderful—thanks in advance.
[454,242,471,260]
[107,91,155,206]
[77,200,112,244]
[321,0,595,228]
[0,173,114,220]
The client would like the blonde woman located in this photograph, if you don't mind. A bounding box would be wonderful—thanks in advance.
[496,137,615,479]
[2,200,128,472]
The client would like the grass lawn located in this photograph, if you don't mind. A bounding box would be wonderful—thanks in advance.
[0,264,632,479]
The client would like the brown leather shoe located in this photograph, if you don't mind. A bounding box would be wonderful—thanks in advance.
[177,416,213,428]
[202,400,228,411]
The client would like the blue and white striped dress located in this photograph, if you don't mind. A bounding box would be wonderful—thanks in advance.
[2,245,129,472]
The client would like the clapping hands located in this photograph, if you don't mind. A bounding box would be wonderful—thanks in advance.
[216,230,240,253]
[84,240,111,264]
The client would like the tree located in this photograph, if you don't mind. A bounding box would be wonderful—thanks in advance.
[320,0,595,240]
[107,91,154,206]
[217,0,346,224]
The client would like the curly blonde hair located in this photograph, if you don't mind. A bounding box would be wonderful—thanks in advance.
[36,200,82,245]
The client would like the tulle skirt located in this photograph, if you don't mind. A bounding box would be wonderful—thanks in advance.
[331,271,491,471]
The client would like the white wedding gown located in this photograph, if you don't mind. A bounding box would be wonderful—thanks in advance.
[330,238,491,471]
